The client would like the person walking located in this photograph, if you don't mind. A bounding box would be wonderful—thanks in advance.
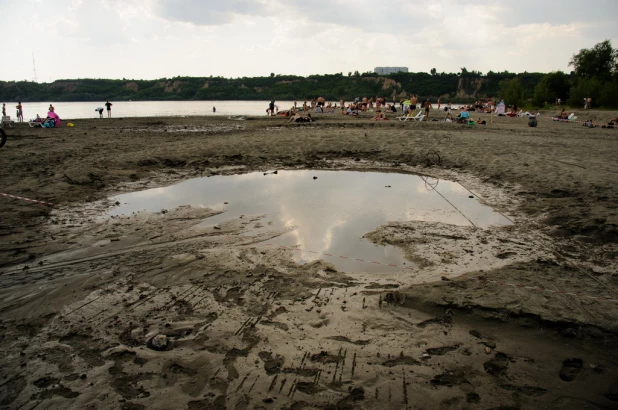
[104,100,113,118]
[16,102,23,122]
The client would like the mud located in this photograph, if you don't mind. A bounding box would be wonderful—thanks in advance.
[1,111,617,409]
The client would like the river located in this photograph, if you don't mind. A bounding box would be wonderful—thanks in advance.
[4,100,462,120]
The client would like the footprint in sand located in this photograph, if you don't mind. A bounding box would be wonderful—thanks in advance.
[559,358,583,381]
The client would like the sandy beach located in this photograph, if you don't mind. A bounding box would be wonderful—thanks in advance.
[1,109,617,409]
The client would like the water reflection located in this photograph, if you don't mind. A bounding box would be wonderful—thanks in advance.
[109,170,512,272]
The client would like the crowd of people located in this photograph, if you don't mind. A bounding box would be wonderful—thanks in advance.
[267,94,618,128]
[28,104,62,128]
[265,95,516,123]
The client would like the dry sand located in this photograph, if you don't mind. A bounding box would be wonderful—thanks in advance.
[0,109,617,409]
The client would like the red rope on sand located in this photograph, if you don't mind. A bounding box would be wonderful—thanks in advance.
[0,192,54,206]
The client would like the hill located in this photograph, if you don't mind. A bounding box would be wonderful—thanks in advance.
[0,71,545,103]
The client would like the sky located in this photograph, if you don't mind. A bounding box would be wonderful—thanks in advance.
[1,0,617,82]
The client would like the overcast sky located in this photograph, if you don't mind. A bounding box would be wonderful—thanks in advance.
[2,0,617,82]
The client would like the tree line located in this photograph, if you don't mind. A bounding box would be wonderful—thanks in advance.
[499,40,618,108]
[0,72,539,105]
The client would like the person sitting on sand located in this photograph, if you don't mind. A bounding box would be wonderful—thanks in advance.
[346,106,358,116]
[551,109,571,122]
[371,110,388,121]
[583,119,595,128]
[457,110,470,123]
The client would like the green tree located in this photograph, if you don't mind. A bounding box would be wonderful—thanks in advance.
[499,77,526,107]
[568,77,602,107]
[532,71,570,107]
[569,40,617,81]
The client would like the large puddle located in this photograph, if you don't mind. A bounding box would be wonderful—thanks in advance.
[109,170,512,272]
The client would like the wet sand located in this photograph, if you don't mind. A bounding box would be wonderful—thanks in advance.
[1,110,617,409]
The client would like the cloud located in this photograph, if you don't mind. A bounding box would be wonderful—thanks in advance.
[488,0,618,27]
[155,0,269,26]
[2,0,618,82]
[53,0,133,47]
[282,0,427,33]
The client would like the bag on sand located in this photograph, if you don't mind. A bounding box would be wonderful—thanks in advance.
[528,116,538,127]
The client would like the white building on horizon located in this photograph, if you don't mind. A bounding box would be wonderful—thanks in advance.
[374,67,408,75]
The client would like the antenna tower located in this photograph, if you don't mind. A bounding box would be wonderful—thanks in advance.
[32,53,38,83]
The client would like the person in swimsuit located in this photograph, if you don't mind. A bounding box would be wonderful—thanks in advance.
[423,100,431,121]
[105,100,113,118]
[16,102,23,122]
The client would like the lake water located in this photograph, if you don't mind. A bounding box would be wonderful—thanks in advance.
[109,170,511,273]
[5,101,462,120]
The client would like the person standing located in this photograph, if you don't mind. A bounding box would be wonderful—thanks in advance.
[213,106,216,113]
[105,100,113,118]
[410,94,418,111]
[437,98,441,110]
[16,102,23,122]
[423,99,431,121]
[268,100,275,116]
[2,103,6,116]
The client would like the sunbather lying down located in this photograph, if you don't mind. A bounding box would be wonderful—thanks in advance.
[598,119,617,128]
[288,113,314,123]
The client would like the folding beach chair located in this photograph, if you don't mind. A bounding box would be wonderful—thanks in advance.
[397,111,424,121]
[1,116,14,128]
